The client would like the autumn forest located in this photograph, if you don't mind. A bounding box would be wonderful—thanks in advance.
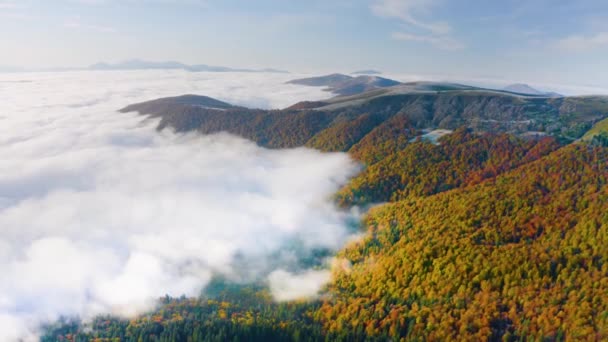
[45,105,608,341]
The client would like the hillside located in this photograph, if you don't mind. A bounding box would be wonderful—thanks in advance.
[583,117,608,147]
[321,143,608,341]
[120,94,238,112]
[336,129,561,206]
[44,130,608,341]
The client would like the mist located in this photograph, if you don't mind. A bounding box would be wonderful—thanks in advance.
[0,70,360,340]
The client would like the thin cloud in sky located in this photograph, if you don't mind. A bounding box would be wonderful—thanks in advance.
[553,31,608,52]
[371,0,462,50]
[371,0,450,34]
[1,1,608,93]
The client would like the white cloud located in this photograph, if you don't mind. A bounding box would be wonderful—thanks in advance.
[371,0,462,49]
[268,269,331,301]
[0,70,360,340]
[554,32,608,51]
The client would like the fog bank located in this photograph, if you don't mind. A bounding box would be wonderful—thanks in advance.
[0,70,359,340]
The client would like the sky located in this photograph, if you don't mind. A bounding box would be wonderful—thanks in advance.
[1,0,608,89]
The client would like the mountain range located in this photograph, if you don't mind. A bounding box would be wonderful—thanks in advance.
[287,73,566,99]
[122,75,608,144]
[0,60,289,74]
[89,59,289,73]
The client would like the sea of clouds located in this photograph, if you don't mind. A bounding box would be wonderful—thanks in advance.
[0,70,360,340]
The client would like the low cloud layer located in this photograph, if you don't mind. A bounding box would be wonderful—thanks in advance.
[268,269,331,301]
[0,70,359,340]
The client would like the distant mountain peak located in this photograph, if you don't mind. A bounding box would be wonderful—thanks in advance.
[503,83,562,97]
[120,94,237,115]
[89,59,289,73]
[90,59,187,70]
[287,73,401,96]
[504,83,543,95]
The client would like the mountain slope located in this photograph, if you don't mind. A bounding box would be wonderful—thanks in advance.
[321,143,608,340]
[583,117,608,139]
[45,135,608,341]
[503,83,561,97]
[121,94,237,112]
[287,74,354,87]
[336,129,560,206]
[287,74,401,96]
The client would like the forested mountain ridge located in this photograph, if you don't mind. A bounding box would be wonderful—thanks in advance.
[321,143,608,340]
[121,90,608,148]
[583,117,608,147]
[46,89,608,341]
[335,129,562,206]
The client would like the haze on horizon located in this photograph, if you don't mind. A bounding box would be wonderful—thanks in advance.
[1,0,608,92]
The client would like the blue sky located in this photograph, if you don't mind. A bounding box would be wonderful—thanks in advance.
[1,0,608,89]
